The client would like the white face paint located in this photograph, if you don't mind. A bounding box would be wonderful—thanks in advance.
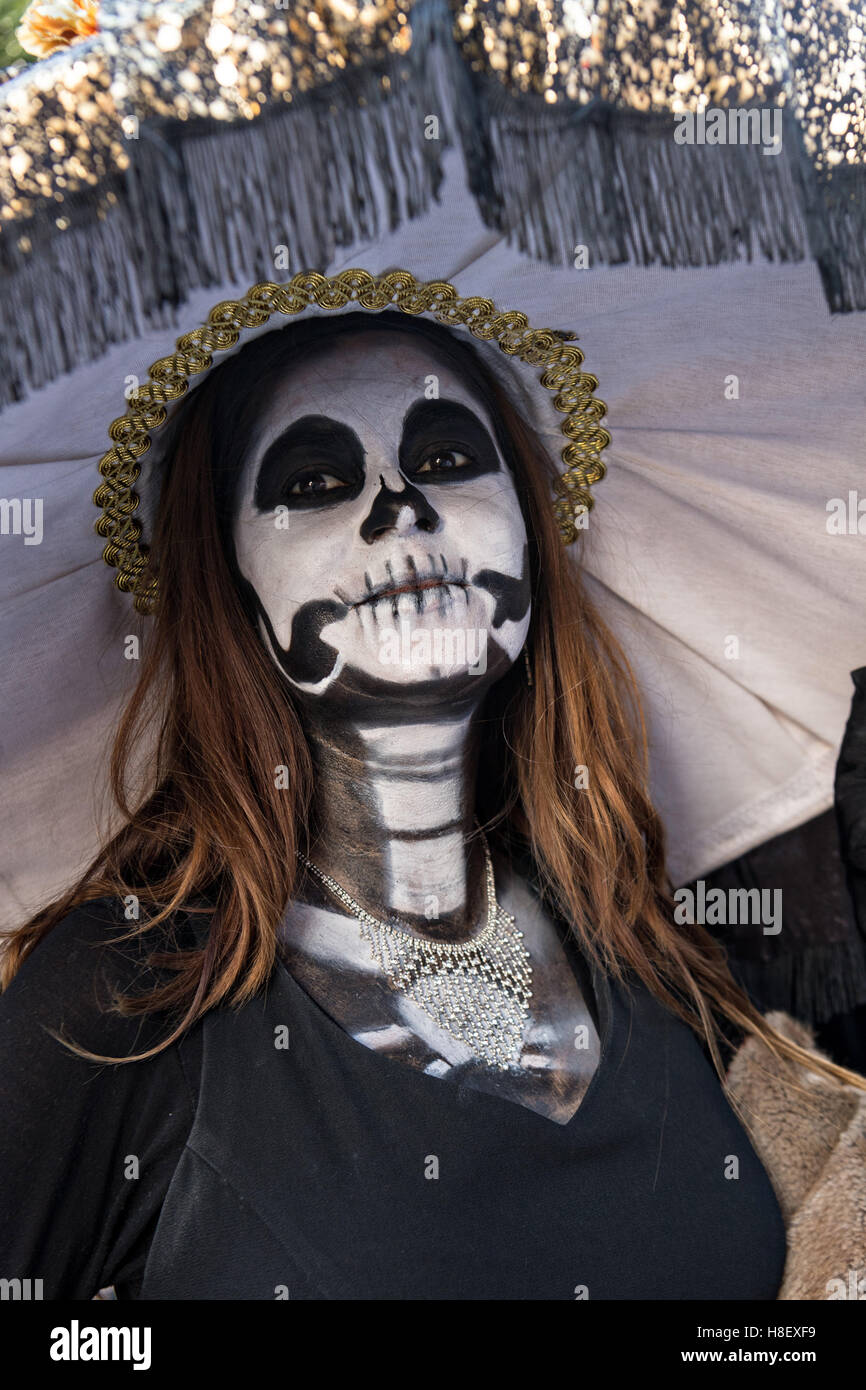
[228,330,599,1120]
[232,330,531,708]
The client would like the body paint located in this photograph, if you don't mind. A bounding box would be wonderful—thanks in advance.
[231,330,598,1119]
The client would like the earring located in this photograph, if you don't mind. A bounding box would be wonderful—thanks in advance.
[523,646,533,687]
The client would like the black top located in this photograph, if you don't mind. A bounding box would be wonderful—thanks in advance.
[0,895,787,1300]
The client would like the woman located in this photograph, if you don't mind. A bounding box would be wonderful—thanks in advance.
[1,275,864,1301]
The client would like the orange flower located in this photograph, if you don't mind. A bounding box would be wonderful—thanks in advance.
[16,0,100,59]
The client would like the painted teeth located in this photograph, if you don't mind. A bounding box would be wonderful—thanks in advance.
[357,574,470,611]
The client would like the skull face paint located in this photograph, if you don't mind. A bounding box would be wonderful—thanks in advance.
[228,325,600,1120]
[232,332,531,711]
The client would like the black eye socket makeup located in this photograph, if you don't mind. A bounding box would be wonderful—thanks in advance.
[252,399,502,513]
[399,399,502,483]
[254,415,365,511]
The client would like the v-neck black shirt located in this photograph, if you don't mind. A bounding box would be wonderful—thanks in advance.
[0,896,786,1299]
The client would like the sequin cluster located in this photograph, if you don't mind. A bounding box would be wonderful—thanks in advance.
[1,0,413,230]
[0,0,862,234]
[454,0,864,170]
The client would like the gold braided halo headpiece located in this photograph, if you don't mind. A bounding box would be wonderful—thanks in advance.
[95,268,611,615]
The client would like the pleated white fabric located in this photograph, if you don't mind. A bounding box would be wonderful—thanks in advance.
[1,147,863,927]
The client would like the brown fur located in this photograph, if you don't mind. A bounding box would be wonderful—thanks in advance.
[726,1013,866,1300]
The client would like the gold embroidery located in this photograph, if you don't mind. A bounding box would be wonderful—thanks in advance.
[94,267,609,613]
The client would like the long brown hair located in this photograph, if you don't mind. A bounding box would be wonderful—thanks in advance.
[3,310,864,1098]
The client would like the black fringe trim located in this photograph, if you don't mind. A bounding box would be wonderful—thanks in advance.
[0,16,459,409]
[2,0,864,409]
[727,939,866,1027]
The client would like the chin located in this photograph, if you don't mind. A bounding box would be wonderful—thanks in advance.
[313,641,516,709]
[356,618,491,681]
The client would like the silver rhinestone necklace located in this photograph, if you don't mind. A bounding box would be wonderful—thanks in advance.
[296,831,532,1071]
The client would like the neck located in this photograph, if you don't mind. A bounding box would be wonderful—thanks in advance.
[299,705,486,941]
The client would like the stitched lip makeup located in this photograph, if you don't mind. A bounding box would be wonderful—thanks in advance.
[341,556,469,611]
[355,576,465,607]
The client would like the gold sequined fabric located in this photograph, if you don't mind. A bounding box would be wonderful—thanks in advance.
[0,1,414,223]
[453,0,864,171]
[0,0,864,410]
[1,0,861,221]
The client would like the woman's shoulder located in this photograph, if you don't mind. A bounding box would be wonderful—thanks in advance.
[9,892,148,971]
[1,893,211,1058]
[9,891,211,967]
[0,894,208,1300]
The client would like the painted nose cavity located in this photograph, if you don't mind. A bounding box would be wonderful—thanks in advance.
[359,473,441,544]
